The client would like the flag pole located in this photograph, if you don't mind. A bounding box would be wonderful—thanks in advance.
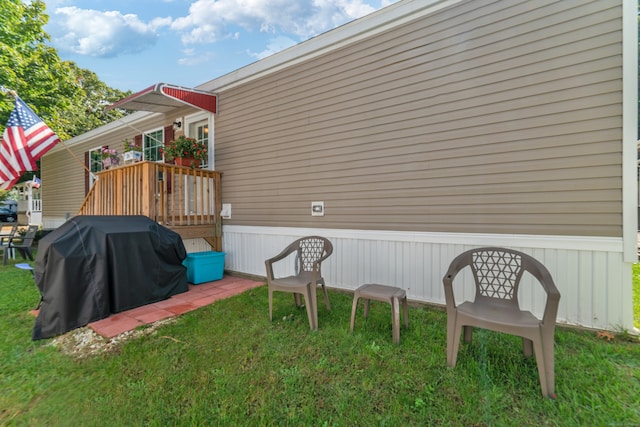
[57,139,98,181]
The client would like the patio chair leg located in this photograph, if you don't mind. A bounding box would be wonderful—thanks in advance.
[447,319,463,367]
[349,295,359,333]
[321,284,331,311]
[522,338,534,358]
[392,297,400,344]
[303,288,317,331]
[268,288,274,322]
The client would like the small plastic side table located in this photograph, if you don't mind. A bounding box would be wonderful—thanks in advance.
[350,283,409,344]
[15,263,35,278]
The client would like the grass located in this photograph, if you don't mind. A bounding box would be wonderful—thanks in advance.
[1,258,639,426]
[633,264,640,331]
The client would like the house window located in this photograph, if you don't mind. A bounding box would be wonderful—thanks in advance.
[143,128,163,161]
[188,119,209,169]
[88,146,103,187]
[184,114,211,214]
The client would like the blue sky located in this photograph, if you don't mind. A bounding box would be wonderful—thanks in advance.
[43,0,398,92]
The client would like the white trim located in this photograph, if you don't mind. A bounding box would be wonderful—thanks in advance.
[143,126,164,161]
[198,0,462,93]
[622,0,638,262]
[223,225,623,253]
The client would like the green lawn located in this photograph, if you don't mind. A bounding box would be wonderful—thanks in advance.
[633,264,640,330]
[1,258,639,426]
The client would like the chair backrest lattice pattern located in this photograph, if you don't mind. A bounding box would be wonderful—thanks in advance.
[297,237,328,273]
[471,249,523,300]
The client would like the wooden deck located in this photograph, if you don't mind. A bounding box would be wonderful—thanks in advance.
[78,161,222,250]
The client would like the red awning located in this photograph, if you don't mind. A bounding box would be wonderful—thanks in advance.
[108,83,217,114]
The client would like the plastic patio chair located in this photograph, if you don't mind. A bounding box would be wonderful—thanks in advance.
[443,247,561,398]
[0,223,18,265]
[7,225,39,263]
[265,236,333,330]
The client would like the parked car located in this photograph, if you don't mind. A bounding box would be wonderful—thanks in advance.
[0,207,17,222]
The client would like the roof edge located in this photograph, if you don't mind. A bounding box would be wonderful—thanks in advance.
[197,0,461,93]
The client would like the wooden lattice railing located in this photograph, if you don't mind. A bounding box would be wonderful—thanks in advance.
[78,161,222,250]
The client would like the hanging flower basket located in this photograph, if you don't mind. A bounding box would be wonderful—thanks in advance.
[162,136,207,169]
[174,157,200,168]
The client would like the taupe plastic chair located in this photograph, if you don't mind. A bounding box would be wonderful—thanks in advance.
[443,247,561,398]
[265,236,333,330]
[7,225,39,263]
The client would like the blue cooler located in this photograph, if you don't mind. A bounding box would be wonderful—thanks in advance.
[183,251,226,284]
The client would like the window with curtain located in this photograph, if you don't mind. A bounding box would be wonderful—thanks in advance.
[188,119,208,169]
[143,128,163,161]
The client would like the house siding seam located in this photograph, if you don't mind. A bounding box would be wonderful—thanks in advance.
[215,0,623,237]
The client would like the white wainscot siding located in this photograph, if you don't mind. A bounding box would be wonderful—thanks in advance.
[223,225,634,332]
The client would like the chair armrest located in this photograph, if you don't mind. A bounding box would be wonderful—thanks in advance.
[442,251,472,309]
[442,274,456,309]
[538,268,561,328]
[264,242,298,282]
[524,255,561,327]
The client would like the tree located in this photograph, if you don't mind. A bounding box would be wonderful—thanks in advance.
[0,0,131,184]
[0,0,79,139]
[0,0,131,140]
[61,63,132,137]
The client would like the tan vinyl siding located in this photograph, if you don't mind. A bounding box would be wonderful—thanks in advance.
[42,114,168,218]
[41,149,86,219]
[215,0,622,237]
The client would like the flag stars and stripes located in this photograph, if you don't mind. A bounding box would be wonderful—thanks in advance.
[0,96,59,190]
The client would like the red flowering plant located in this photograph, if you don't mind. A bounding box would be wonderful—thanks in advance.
[161,136,208,164]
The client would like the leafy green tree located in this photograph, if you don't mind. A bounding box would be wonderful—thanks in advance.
[0,0,131,185]
[0,0,131,140]
[61,63,132,137]
[0,0,79,139]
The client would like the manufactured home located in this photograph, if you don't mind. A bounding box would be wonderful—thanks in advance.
[41,0,637,331]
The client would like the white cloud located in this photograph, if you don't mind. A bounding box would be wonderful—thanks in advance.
[171,0,379,45]
[177,48,216,66]
[47,0,397,65]
[51,7,167,57]
[248,36,297,60]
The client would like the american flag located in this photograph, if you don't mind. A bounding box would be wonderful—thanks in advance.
[0,96,60,189]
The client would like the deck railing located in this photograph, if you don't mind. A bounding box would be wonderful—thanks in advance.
[78,161,222,250]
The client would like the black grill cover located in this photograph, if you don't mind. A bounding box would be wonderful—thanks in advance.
[33,215,188,340]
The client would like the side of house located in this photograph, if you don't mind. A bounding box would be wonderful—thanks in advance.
[42,0,637,330]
